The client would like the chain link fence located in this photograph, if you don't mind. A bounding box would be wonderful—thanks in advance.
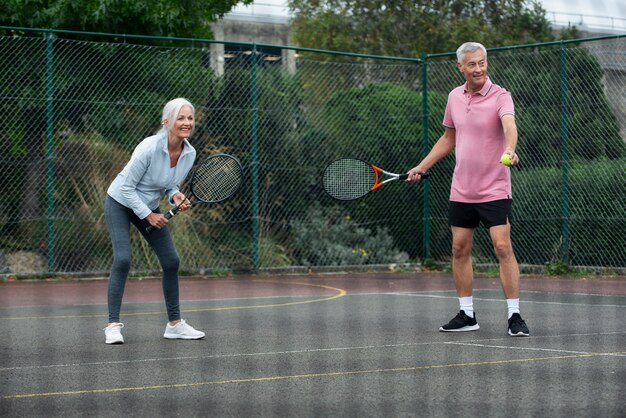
[0,28,624,276]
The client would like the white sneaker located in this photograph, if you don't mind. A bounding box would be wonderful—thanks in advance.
[104,323,124,344]
[163,319,205,340]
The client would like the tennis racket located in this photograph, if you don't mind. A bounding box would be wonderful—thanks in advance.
[146,153,244,233]
[322,158,429,201]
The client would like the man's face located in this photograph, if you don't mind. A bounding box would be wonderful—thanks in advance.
[458,49,488,93]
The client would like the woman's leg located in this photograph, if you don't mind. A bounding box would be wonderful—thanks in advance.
[136,220,181,322]
[105,196,133,323]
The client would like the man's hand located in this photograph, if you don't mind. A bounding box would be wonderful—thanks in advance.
[406,167,428,183]
[502,149,520,166]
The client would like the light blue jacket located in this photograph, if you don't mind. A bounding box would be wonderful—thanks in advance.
[107,131,196,219]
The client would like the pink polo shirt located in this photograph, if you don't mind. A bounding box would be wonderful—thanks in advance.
[443,78,515,203]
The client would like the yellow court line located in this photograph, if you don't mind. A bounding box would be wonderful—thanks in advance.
[3,352,618,399]
[0,281,347,321]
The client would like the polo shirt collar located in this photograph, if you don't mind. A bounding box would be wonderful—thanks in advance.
[463,77,493,96]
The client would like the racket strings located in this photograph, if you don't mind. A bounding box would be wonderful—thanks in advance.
[191,157,243,202]
[323,159,376,200]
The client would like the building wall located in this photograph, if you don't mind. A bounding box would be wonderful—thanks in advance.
[212,18,291,46]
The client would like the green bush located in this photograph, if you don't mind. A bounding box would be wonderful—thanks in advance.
[290,204,402,266]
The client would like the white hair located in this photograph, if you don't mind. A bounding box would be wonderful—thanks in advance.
[456,42,487,64]
[159,98,195,134]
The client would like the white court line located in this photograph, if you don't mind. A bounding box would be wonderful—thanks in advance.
[0,342,438,372]
[385,292,626,308]
[2,331,624,373]
[443,341,626,357]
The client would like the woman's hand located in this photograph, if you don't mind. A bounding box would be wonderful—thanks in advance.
[146,212,168,229]
[173,192,192,212]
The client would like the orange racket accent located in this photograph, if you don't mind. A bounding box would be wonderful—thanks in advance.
[370,165,384,191]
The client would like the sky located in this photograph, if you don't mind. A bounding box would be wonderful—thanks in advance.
[540,0,626,31]
[539,0,626,17]
[229,0,626,31]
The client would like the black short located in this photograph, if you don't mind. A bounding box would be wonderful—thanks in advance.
[448,199,513,229]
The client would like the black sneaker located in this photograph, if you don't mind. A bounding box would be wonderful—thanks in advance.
[508,313,530,337]
[439,310,479,332]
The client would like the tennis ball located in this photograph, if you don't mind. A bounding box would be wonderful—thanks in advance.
[500,153,512,167]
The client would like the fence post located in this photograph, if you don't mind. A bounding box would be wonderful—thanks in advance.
[250,43,260,272]
[421,52,431,260]
[46,31,55,273]
[559,42,570,265]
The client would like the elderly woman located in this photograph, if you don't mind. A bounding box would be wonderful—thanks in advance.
[103,98,204,344]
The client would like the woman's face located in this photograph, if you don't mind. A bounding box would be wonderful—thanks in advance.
[169,105,194,140]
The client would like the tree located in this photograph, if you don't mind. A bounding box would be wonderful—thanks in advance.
[0,0,252,38]
[288,0,557,57]
[0,0,251,264]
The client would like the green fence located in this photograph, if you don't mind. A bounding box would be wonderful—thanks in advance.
[0,27,625,276]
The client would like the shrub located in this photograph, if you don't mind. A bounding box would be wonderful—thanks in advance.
[290,204,401,266]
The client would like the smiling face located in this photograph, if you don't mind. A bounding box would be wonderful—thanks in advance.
[458,49,488,93]
[167,105,194,141]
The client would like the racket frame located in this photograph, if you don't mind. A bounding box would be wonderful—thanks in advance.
[323,157,428,201]
[370,164,409,191]
[146,153,243,233]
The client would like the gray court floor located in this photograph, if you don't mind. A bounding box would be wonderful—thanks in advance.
[0,275,624,417]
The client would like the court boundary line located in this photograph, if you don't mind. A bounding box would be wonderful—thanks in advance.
[0,294,328,311]
[4,351,624,400]
[385,292,626,308]
[444,341,626,356]
[0,280,347,321]
[2,330,624,373]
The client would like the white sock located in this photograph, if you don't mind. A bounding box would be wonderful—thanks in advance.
[507,298,520,319]
[459,296,474,318]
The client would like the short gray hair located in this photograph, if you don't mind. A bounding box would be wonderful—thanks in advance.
[160,98,195,134]
[456,42,487,64]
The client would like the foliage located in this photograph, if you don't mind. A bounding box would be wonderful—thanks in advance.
[544,261,570,275]
[516,159,626,267]
[290,204,401,266]
[288,0,557,57]
[490,47,625,166]
[0,34,220,244]
[0,0,252,39]
[1,27,624,274]
[306,57,625,265]
[308,82,449,258]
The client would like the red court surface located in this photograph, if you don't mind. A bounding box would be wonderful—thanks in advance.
[1,271,624,307]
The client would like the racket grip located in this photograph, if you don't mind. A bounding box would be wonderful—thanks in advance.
[399,172,430,181]
[145,206,180,234]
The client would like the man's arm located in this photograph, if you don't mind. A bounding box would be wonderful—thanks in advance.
[501,114,519,165]
[407,127,456,182]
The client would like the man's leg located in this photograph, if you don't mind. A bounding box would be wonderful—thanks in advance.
[490,223,529,336]
[489,223,519,299]
[451,226,475,297]
[439,226,480,332]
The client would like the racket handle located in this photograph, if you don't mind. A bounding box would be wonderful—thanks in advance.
[399,172,430,181]
[145,206,180,234]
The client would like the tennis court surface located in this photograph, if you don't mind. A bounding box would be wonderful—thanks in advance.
[1,272,625,417]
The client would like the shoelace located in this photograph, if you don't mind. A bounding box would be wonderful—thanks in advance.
[510,317,526,328]
[105,323,124,331]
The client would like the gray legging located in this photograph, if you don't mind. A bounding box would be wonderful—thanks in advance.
[105,195,181,323]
